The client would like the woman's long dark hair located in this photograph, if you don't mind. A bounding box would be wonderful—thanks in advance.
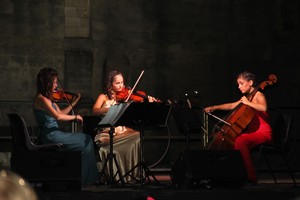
[105,70,123,100]
[37,67,58,99]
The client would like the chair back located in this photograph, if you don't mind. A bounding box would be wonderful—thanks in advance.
[271,114,293,150]
[7,113,37,152]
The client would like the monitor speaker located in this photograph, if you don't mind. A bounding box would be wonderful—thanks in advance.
[170,150,247,188]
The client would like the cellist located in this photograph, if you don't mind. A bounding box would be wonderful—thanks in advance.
[203,71,272,185]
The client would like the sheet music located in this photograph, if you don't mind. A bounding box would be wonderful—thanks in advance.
[98,102,172,128]
[98,102,131,127]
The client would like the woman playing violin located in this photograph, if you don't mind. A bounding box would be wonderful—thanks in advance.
[93,70,141,182]
[203,71,272,185]
[33,67,99,187]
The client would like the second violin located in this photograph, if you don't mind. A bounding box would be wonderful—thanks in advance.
[116,87,160,103]
[116,87,147,102]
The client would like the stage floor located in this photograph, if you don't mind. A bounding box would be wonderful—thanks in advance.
[37,174,300,200]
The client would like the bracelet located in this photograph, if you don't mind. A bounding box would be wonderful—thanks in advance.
[74,115,77,120]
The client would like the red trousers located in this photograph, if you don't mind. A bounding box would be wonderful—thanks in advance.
[234,114,272,182]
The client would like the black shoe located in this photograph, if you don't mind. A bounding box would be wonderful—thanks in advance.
[245,180,257,186]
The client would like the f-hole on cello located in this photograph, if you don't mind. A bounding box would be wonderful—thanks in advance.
[207,74,277,150]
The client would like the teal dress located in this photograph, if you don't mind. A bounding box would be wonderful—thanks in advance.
[34,103,99,186]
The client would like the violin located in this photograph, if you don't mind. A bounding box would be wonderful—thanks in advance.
[116,87,159,102]
[116,70,161,103]
[52,89,79,103]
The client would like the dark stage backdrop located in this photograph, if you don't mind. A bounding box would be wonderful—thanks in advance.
[0,0,299,172]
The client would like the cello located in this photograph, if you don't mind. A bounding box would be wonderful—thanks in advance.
[207,74,277,150]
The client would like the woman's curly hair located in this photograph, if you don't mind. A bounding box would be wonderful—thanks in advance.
[36,67,58,98]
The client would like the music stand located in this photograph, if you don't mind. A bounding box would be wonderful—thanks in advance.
[117,102,171,185]
[97,103,129,185]
[172,107,204,150]
[99,101,172,186]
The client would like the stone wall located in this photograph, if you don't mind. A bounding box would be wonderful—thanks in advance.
[0,0,300,169]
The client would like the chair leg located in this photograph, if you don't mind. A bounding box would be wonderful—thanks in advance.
[256,146,277,183]
[256,147,263,178]
[281,153,297,186]
[262,152,278,184]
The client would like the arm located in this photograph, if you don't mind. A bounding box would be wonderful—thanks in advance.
[92,94,109,115]
[59,93,81,115]
[203,100,240,113]
[240,91,267,112]
[37,94,82,122]
[204,91,268,113]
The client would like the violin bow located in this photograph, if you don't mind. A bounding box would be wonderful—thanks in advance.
[125,70,145,102]
[57,79,76,116]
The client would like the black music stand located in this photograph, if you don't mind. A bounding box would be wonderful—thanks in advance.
[97,103,129,185]
[99,102,172,186]
[172,107,204,150]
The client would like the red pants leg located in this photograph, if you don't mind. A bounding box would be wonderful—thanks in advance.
[234,131,272,182]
